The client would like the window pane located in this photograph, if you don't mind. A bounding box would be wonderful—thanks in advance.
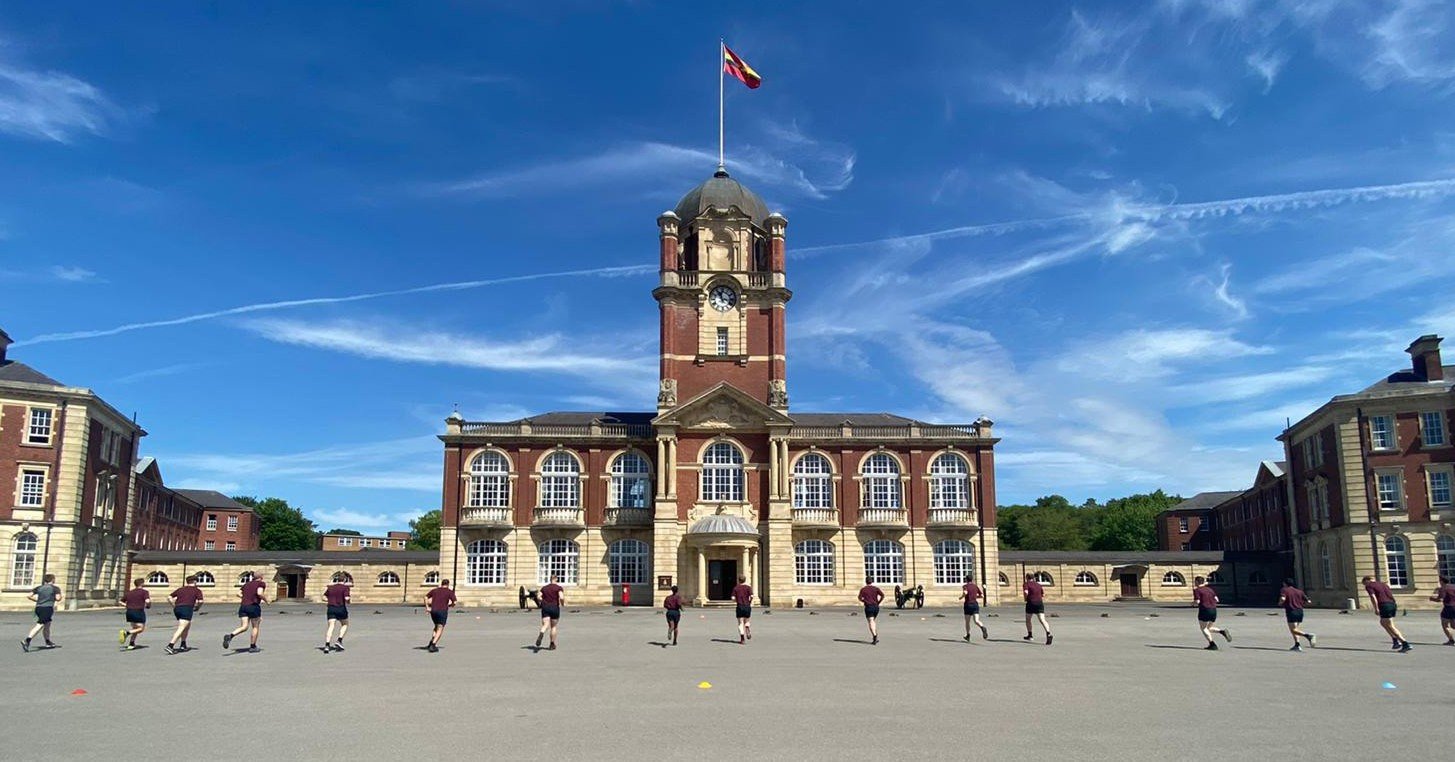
[1431,472,1452,508]
[932,540,973,585]
[863,540,904,585]
[1423,412,1446,446]
[794,540,835,585]
[1370,415,1395,449]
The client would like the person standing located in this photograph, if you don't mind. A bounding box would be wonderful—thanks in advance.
[322,573,352,653]
[424,578,456,653]
[1278,577,1316,651]
[1022,573,1052,645]
[663,585,683,646]
[22,574,63,652]
[1191,576,1232,650]
[731,575,753,645]
[165,575,204,654]
[857,577,884,645]
[223,571,267,653]
[1429,576,1455,646]
[535,575,564,651]
[118,578,151,651]
[960,574,988,641]
[1361,576,1411,652]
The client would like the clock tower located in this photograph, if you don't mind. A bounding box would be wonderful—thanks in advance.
[654,168,790,412]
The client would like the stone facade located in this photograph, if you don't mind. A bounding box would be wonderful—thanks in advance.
[130,551,442,606]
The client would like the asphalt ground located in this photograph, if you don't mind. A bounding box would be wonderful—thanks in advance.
[2,601,1450,760]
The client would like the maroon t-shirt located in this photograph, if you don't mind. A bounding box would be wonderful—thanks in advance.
[1192,586,1218,609]
[540,583,564,607]
[426,586,456,612]
[1440,584,1455,607]
[240,579,266,606]
[324,583,350,607]
[1281,585,1308,611]
[122,588,150,610]
[1364,580,1395,604]
[963,583,983,602]
[731,584,753,606]
[171,586,203,607]
[858,585,884,606]
[1023,580,1045,604]
[663,593,682,611]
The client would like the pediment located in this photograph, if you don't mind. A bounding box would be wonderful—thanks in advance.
[653,383,793,430]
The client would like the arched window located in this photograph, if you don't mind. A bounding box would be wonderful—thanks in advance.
[932,539,974,585]
[862,453,901,509]
[146,571,169,586]
[238,571,256,584]
[377,571,400,586]
[610,452,652,508]
[1385,535,1410,587]
[9,532,38,588]
[1161,571,1186,586]
[928,453,970,509]
[864,539,904,585]
[794,540,835,585]
[1074,571,1098,586]
[998,572,1010,586]
[608,539,650,585]
[1438,535,1455,582]
[1206,571,1226,585]
[538,539,580,585]
[1033,571,1055,586]
[332,571,354,586]
[1249,570,1269,585]
[792,453,833,509]
[539,452,581,508]
[465,539,507,586]
[468,451,510,508]
[1319,542,1333,588]
[701,442,745,502]
[194,571,216,586]
[423,571,440,586]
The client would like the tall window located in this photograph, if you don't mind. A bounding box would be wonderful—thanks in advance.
[862,453,902,509]
[1385,535,1410,587]
[206,515,217,531]
[227,515,239,532]
[610,453,651,508]
[1422,411,1447,447]
[377,571,400,586]
[10,532,38,587]
[146,571,169,586]
[1319,543,1333,588]
[1437,535,1455,582]
[932,539,974,585]
[1369,414,1395,450]
[1376,471,1404,511]
[607,539,650,585]
[27,408,53,445]
[1429,469,1452,510]
[863,539,904,585]
[469,451,510,508]
[19,468,46,507]
[928,453,970,509]
[794,540,835,585]
[539,452,581,508]
[538,539,580,585]
[465,539,507,586]
[1178,517,1189,533]
[716,327,729,356]
[701,442,745,502]
[791,453,833,509]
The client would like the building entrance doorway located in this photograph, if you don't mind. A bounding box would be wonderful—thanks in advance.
[707,559,738,601]
[1120,573,1140,598]
[281,572,307,599]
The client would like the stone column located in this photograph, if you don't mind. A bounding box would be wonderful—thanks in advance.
[696,548,708,605]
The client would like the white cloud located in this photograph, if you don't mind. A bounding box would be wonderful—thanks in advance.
[49,265,97,282]
[312,507,421,531]
[0,58,118,142]
[113,362,206,385]
[169,478,241,493]
[1057,328,1272,382]
[160,436,441,494]
[1208,263,1249,319]
[1246,50,1288,92]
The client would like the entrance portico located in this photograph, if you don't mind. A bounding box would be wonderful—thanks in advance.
[686,515,760,605]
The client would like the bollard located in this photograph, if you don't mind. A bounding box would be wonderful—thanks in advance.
[1345,598,1357,612]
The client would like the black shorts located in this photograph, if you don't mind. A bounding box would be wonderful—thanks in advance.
[173,606,194,621]
[1025,602,1045,615]
[1198,608,1218,623]
[864,604,880,619]
[327,606,349,621]
[238,604,262,620]
[125,609,147,625]
[665,609,681,622]
[1285,609,1304,624]
[1441,606,1455,621]
[430,610,448,627]
[963,604,981,616]
[735,606,751,620]
[541,606,561,621]
[1378,601,1398,619]
[34,606,54,624]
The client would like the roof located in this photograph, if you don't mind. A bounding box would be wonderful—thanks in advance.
[1001,550,1229,565]
[172,489,254,512]
[0,360,64,387]
[1158,491,1243,517]
[134,456,157,475]
[1357,364,1455,395]
[673,169,771,227]
[514,411,655,425]
[503,411,931,427]
[1261,460,1286,478]
[133,550,438,565]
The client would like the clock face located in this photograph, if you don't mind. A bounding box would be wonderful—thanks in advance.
[708,285,738,312]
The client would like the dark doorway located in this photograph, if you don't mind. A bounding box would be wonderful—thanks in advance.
[282,573,306,599]
[1120,573,1139,598]
[707,559,738,601]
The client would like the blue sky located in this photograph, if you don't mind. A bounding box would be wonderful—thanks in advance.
[3,2,1454,531]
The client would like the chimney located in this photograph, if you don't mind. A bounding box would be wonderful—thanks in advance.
[1406,334,1444,382]
[0,327,11,363]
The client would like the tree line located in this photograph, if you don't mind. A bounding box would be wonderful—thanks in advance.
[232,496,442,552]
[997,490,1183,552]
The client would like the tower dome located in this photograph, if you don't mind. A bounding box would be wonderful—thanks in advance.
[673,168,770,228]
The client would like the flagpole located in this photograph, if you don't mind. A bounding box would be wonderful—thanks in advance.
[718,38,725,172]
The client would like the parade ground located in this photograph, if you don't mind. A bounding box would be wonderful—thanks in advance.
[2,602,1449,760]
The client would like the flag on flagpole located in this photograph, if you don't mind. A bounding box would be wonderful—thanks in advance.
[723,45,762,89]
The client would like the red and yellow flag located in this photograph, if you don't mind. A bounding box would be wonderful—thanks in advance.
[723,45,761,89]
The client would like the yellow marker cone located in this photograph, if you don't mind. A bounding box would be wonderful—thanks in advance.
[698,681,712,689]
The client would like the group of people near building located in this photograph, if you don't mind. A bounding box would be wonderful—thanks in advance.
[18,570,1455,655]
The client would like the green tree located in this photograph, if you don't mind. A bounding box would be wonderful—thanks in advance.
[233,496,318,551]
[408,509,442,550]
[325,528,362,536]
[997,495,1093,551]
[1089,490,1183,551]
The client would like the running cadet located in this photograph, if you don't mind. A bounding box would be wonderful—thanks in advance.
[1278,577,1316,651]
[858,576,884,645]
[960,574,988,641]
[165,575,204,654]
[1363,575,1411,652]
[1191,576,1231,650]
[732,575,753,645]
[1022,573,1053,645]
[424,578,456,653]
[224,571,267,652]
[663,585,683,646]
[536,575,564,650]
[118,578,151,651]
[322,573,351,653]
[1430,576,1455,645]
[22,574,63,652]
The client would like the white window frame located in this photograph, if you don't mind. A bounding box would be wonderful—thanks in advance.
[337,536,353,548]
[195,571,216,586]
[1161,571,1186,586]
[377,571,400,586]
[928,453,970,510]
[1032,571,1055,586]
[204,540,215,551]
[18,466,48,508]
[146,571,169,586]
[1421,411,1447,447]
[791,453,833,510]
[794,539,835,585]
[1369,414,1396,451]
[1437,535,1455,583]
[1319,543,1333,588]
[468,451,510,508]
[1427,467,1453,511]
[423,571,441,586]
[539,451,581,509]
[932,539,974,585]
[1375,470,1405,512]
[607,539,650,585]
[701,442,745,503]
[360,538,373,548]
[716,326,729,357]
[226,515,238,532]
[9,532,38,588]
[1178,517,1189,534]
[1385,535,1410,588]
[1074,570,1098,586]
[537,538,580,586]
[26,407,54,446]
[861,453,902,510]
[224,541,236,551]
[863,539,904,586]
[206,515,217,531]
[609,452,652,509]
[465,539,507,586]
